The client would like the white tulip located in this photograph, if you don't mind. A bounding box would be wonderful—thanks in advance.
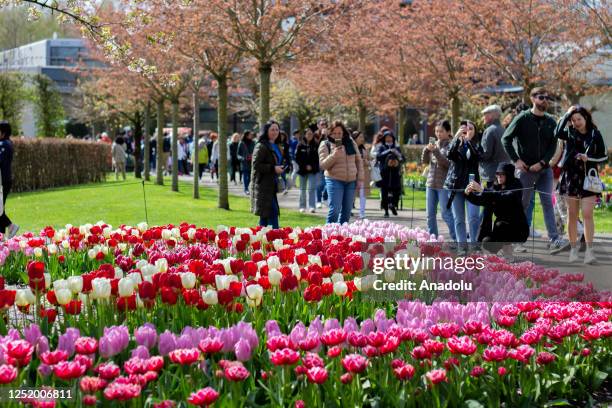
[272,239,284,251]
[155,258,168,273]
[171,228,180,238]
[181,272,196,289]
[294,248,306,256]
[354,277,362,291]
[246,284,263,301]
[55,288,72,305]
[267,255,281,270]
[131,229,140,237]
[61,240,70,249]
[44,273,51,289]
[101,246,109,255]
[47,244,58,255]
[118,277,135,297]
[103,227,112,238]
[53,279,69,291]
[127,272,142,286]
[141,264,156,277]
[92,278,112,300]
[137,222,148,232]
[187,228,196,240]
[333,281,348,296]
[383,268,396,282]
[215,275,237,291]
[67,276,83,294]
[202,289,218,305]
[87,249,96,260]
[308,255,322,267]
[78,293,88,304]
[256,260,267,271]
[79,225,88,235]
[114,267,124,280]
[118,243,127,252]
[322,278,331,284]
[288,232,298,242]
[221,259,233,275]
[161,229,172,240]
[15,290,30,307]
[290,264,301,279]
[331,273,344,284]
[268,268,282,286]
[24,288,36,304]
[136,260,148,270]
[33,247,43,258]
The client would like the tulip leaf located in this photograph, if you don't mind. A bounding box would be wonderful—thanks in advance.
[592,370,608,389]
[543,399,571,407]
[563,367,576,386]
[464,400,484,408]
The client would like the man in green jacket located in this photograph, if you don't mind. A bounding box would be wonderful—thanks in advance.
[502,86,569,255]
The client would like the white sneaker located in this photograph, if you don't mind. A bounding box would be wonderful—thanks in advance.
[299,208,305,213]
[7,224,19,239]
[568,247,579,263]
[584,248,596,264]
[316,202,322,209]
[309,208,316,214]
[514,244,528,253]
[550,238,571,255]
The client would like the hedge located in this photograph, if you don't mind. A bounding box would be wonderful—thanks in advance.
[11,138,111,192]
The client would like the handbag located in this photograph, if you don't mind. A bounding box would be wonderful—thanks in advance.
[583,167,603,193]
[371,165,382,183]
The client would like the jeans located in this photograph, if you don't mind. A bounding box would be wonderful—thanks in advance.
[526,193,535,227]
[451,191,481,244]
[291,160,299,187]
[357,186,366,218]
[259,197,279,229]
[325,178,356,224]
[242,168,251,193]
[518,167,559,241]
[316,171,326,203]
[299,174,317,210]
[426,188,456,241]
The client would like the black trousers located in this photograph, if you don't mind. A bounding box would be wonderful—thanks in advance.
[0,182,12,234]
[482,220,515,253]
[230,159,240,182]
[381,186,401,211]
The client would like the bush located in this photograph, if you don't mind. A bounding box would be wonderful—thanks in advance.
[12,138,111,192]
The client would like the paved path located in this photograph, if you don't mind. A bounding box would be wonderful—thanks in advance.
[182,174,612,292]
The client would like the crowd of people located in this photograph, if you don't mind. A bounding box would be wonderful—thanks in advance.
[423,87,607,263]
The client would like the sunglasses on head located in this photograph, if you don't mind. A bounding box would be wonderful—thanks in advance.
[534,94,552,101]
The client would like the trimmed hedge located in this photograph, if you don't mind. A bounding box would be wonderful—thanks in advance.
[12,138,111,192]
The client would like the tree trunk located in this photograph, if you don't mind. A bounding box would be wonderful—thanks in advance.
[193,90,200,199]
[450,93,461,134]
[171,99,179,192]
[217,75,230,210]
[133,110,143,179]
[358,101,367,134]
[258,63,272,129]
[143,101,151,181]
[156,99,164,185]
[522,79,532,105]
[397,106,407,145]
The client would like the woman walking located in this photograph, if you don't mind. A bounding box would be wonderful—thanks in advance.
[0,121,18,239]
[229,133,241,185]
[238,131,255,195]
[295,128,319,213]
[112,136,127,181]
[319,121,363,224]
[556,105,608,264]
[375,130,405,218]
[251,121,285,229]
[422,120,456,240]
[444,120,483,253]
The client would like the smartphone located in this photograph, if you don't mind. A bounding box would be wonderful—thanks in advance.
[428,137,436,145]
[468,173,475,183]
[334,138,342,147]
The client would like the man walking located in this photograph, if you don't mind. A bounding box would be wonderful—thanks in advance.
[502,87,570,254]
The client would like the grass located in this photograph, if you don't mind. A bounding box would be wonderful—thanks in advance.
[8,175,322,233]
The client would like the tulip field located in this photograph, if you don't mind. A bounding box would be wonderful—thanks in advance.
[0,220,610,407]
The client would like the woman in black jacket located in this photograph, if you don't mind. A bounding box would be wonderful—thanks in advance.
[444,120,483,251]
[0,121,17,239]
[295,128,319,213]
[229,133,241,185]
[251,121,285,229]
[375,130,405,218]
[555,105,608,264]
[465,162,528,260]
[238,131,256,195]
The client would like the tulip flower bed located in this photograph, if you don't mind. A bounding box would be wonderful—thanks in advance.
[0,220,609,407]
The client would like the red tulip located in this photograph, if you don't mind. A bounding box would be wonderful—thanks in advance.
[224,362,250,381]
[198,338,224,354]
[270,348,300,366]
[0,365,17,384]
[341,353,368,374]
[426,368,447,385]
[169,348,200,365]
[80,376,107,393]
[306,366,328,384]
[188,387,219,407]
[393,363,415,381]
[40,350,69,365]
[53,361,87,380]
[75,337,98,355]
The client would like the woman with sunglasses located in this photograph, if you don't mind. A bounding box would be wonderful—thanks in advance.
[465,162,529,261]
[444,120,483,254]
[555,105,608,264]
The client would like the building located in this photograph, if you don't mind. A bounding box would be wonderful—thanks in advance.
[0,36,93,136]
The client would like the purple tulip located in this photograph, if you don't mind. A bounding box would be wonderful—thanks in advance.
[131,345,150,359]
[176,334,193,349]
[265,320,281,337]
[158,330,177,355]
[24,324,42,346]
[58,328,80,357]
[36,336,50,357]
[99,326,129,358]
[289,323,306,345]
[38,364,53,377]
[234,338,252,361]
[135,324,157,349]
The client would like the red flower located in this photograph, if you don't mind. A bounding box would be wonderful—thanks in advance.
[347,332,367,348]
[0,364,17,384]
[270,348,300,366]
[169,348,200,365]
[82,394,97,406]
[6,340,34,366]
[321,329,346,347]
[426,368,447,385]
[470,366,485,377]
[0,289,16,308]
[224,362,250,381]
[53,361,87,380]
[340,372,353,384]
[199,338,224,354]
[75,337,98,355]
[447,336,477,355]
[103,381,141,401]
[393,364,415,381]
[40,350,69,365]
[160,287,178,305]
[280,274,298,292]
[303,285,322,302]
[64,300,82,315]
[95,362,121,380]
[217,289,234,305]
[188,387,219,407]
[497,366,508,376]
[27,261,45,282]
[305,366,328,384]
[341,354,368,374]
[482,345,507,362]
[536,351,556,365]
[327,346,342,358]
[146,356,164,372]
[80,376,107,393]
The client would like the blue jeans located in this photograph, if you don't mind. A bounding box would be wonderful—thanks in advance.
[243,168,251,193]
[426,188,456,241]
[325,178,356,224]
[259,196,279,229]
[519,167,558,241]
[451,191,480,244]
[299,174,317,210]
[526,194,535,227]
[316,171,326,203]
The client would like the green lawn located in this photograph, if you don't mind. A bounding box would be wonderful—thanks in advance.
[8,175,322,233]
